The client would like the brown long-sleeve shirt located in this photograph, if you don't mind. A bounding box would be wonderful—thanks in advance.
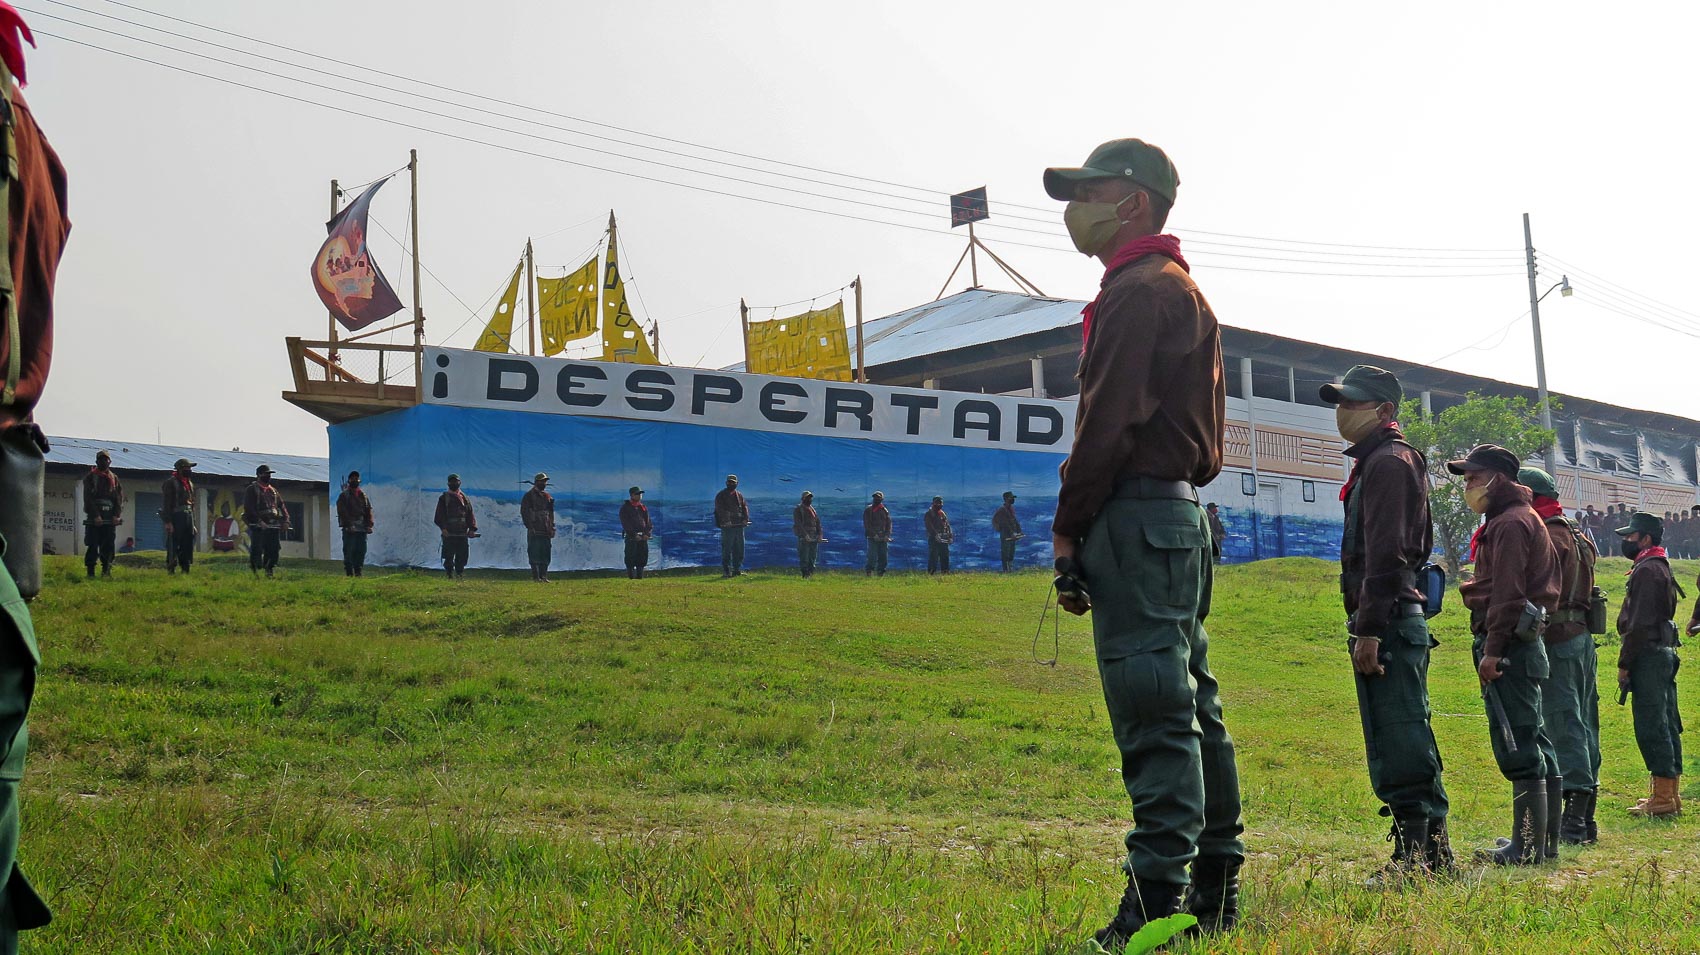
[434,490,476,536]
[863,503,891,542]
[160,474,194,515]
[1340,425,1432,637]
[924,506,952,543]
[0,90,70,430]
[1540,514,1595,644]
[792,503,822,542]
[620,501,651,539]
[243,481,290,529]
[713,488,750,529]
[1458,480,1560,657]
[520,487,555,538]
[992,503,1022,540]
[1619,553,1677,668]
[336,487,374,532]
[82,468,123,523]
[1054,255,1225,538]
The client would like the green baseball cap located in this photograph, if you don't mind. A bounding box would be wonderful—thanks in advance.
[1043,138,1179,203]
[1517,467,1558,499]
[1319,365,1402,406]
[1616,511,1663,538]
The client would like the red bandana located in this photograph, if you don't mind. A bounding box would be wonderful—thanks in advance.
[0,3,31,86]
[1532,497,1565,520]
[1080,234,1188,346]
[1634,546,1669,565]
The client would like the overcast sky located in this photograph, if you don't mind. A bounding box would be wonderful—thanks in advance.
[21,0,1700,457]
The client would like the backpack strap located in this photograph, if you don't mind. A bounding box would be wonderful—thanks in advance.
[0,67,17,408]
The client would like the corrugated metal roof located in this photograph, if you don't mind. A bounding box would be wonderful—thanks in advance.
[723,288,1085,372]
[45,435,329,483]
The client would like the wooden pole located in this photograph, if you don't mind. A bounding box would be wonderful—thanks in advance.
[967,222,979,287]
[327,179,341,368]
[525,238,537,356]
[739,298,751,370]
[853,275,865,383]
[409,149,424,388]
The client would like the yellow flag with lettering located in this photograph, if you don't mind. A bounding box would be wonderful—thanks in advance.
[536,254,600,356]
[472,259,523,353]
[600,234,658,364]
[746,302,853,380]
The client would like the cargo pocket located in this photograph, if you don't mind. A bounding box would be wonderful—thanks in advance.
[1142,521,1206,608]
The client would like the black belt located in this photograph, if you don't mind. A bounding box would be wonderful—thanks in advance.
[1396,602,1426,618]
[1112,477,1198,503]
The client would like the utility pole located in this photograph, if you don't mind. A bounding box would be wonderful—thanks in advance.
[409,149,424,389]
[327,180,341,367]
[739,299,751,370]
[1523,213,1557,474]
[852,275,865,382]
[967,222,979,287]
[525,238,537,356]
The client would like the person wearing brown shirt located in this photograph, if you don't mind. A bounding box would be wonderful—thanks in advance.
[620,486,652,579]
[1613,511,1682,817]
[1044,138,1242,945]
[792,491,824,578]
[992,491,1023,572]
[520,472,555,582]
[433,473,477,580]
[924,496,952,575]
[1519,467,1602,848]
[1322,365,1450,881]
[335,470,374,577]
[160,458,197,574]
[1450,445,1560,867]
[712,474,750,578]
[243,465,290,578]
[81,450,123,578]
[862,491,891,577]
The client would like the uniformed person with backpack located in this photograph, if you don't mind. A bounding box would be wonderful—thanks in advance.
[81,450,122,578]
[160,459,196,574]
[1321,366,1451,882]
[242,465,289,578]
[1520,467,1604,847]
[1614,511,1683,818]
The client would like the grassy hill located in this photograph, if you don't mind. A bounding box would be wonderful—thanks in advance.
[18,552,1700,953]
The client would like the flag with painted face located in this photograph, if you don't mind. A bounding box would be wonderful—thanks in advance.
[309,178,405,332]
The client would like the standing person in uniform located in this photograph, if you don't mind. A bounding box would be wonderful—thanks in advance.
[925,496,952,575]
[0,13,71,941]
[1205,503,1227,564]
[1043,138,1245,945]
[713,474,750,578]
[160,458,196,574]
[1450,445,1560,866]
[1615,511,1683,818]
[242,465,289,578]
[81,450,122,578]
[863,491,891,577]
[792,491,823,578]
[520,472,555,583]
[1520,467,1603,847]
[620,486,652,579]
[433,473,476,580]
[335,470,374,577]
[1688,505,1700,640]
[992,491,1023,572]
[1321,365,1451,881]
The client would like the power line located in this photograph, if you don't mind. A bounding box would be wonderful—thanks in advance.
[1540,253,1700,327]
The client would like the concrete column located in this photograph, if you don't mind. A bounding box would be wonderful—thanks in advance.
[1030,357,1047,399]
[1286,366,1296,403]
[1420,390,1433,416]
[1240,357,1260,480]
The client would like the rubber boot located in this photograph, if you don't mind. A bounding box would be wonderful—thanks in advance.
[1475,780,1545,866]
[1092,876,1185,953]
[1586,787,1599,843]
[1425,816,1455,874]
[1543,776,1562,860]
[1185,856,1241,933]
[101,563,111,577]
[1365,814,1429,889]
[1559,789,1592,845]
[1631,776,1681,818]
[85,561,95,579]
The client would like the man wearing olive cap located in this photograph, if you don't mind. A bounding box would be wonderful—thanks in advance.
[620,487,652,579]
[1321,365,1451,881]
[243,464,289,578]
[713,475,750,578]
[793,491,823,578]
[433,474,476,580]
[160,458,197,574]
[924,496,952,575]
[1614,511,1682,817]
[336,470,374,577]
[520,472,556,582]
[992,491,1022,572]
[1450,445,1560,865]
[1688,504,1700,639]
[1044,138,1244,945]
[81,450,123,579]
[863,491,891,577]
[1519,466,1602,848]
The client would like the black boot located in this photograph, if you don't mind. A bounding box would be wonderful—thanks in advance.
[1559,789,1589,845]
[1425,816,1455,874]
[1544,775,1563,860]
[1476,780,1546,866]
[1093,876,1185,952]
[1585,786,1599,844]
[1185,856,1241,933]
[1365,814,1429,888]
[85,563,95,579]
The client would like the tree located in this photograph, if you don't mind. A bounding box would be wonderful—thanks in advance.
[1399,393,1558,573]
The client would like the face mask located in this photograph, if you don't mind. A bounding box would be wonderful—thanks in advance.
[1621,538,1644,560]
[1063,191,1140,256]
[1335,407,1383,444]
[1464,479,1493,514]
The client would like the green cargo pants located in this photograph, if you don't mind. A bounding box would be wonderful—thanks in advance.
[1352,612,1449,821]
[1628,647,1682,779]
[1080,494,1246,887]
[1542,634,1601,792]
[0,543,50,949]
[1472,633,1553,782]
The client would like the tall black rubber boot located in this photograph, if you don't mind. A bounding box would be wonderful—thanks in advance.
[1559,789,1590,845]
[1476,780,1546,866]
[1585,787,1599,844]
[1093,876,1185,953]
[1185,855,1241,933]
[1543,775,1563,860]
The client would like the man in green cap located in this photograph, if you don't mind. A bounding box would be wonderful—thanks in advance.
[1520,466,1602,848]
[336,470,374,578]
[1614,511,1682,817]
[992,491,1023,572]
[620,487,652,579]
[160,458,196,574]
[243,464,289,578]
[713,475,750,578]
[792,491,823,578]
[1450,445,1560,866]
[520,472,555,582]
[1687,504,1700,640]
[1045,138,1244,947]
[1320,365,1451,882]
[81,450,123,579]
[433,474,476,580]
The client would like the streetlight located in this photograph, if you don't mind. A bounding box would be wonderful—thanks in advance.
[1523,213,1572,474]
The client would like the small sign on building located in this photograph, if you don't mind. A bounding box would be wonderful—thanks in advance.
[950,186,989,228]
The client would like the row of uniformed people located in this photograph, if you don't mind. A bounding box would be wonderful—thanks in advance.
[79,456,295,578]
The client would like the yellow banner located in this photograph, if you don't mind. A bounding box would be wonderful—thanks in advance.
[600,233,658,364]
[537,254,601,356]
[473,259,523,353]
[746,302,852,381]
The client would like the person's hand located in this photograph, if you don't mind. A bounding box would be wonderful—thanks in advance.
[1058,590,1091,616]
[1619,668,1632,695]
[1477,655,1504,684]
[1352,637,1385,677]
[1688,618,1700,637]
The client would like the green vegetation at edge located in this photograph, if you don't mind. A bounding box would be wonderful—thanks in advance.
[21,553,1700,953]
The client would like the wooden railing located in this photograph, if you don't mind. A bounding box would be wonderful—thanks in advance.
[283,337,421,422]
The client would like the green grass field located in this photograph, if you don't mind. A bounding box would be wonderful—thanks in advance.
[18,551,1700,953]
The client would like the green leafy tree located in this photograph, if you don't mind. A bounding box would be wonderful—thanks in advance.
[1398,393,1558,573]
